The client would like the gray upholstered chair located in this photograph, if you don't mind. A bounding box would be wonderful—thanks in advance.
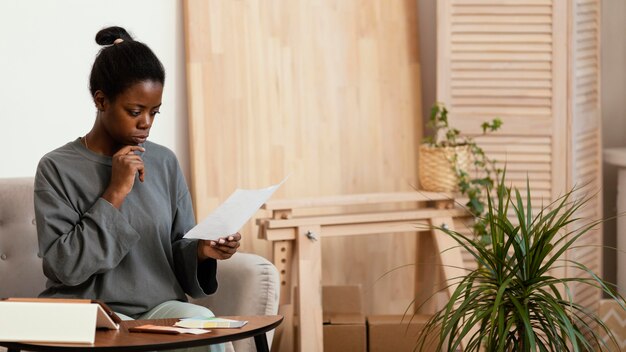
[0,177,279,352]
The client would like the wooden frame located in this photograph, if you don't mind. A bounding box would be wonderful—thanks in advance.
[257,192,470,352]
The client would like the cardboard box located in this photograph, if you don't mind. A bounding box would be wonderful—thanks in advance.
[322,286,366,352]
[294,285,366,352]
[368,314,438,352]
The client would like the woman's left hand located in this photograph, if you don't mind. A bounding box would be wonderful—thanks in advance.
[197,233,242,261]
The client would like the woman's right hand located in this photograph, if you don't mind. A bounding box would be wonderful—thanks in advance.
[102,145,145,208]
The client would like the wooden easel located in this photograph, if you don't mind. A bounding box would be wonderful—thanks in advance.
[257,192,469,352]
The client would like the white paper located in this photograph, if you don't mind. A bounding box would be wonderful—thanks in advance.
[184,176,289,240]
[0,302,98,344]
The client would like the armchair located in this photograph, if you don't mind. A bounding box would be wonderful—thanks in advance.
[0,178,279,352]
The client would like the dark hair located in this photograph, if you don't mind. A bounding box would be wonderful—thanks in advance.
[89,26,165,101]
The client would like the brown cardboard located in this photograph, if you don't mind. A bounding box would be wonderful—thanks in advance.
[295,285,366,352]
[323,286,366,352]
[368,314,439,352]
[323,285,363,315]
[324,322,366,352]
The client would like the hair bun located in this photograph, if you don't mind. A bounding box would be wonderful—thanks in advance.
[95,26,133,46]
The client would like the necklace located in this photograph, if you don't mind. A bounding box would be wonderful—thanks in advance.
[82,134,89,150]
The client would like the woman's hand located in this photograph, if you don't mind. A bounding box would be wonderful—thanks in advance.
[197,233,242,261]
[102,145,145,208]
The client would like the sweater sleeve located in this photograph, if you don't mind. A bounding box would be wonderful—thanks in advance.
[171,188,218,298]
[35,185,141,287]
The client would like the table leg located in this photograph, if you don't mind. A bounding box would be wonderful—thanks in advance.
[254,332,270,352]
[273,240,294,305]
[296,225,323,352]
[415,224,439,314]
[429,216,471,351]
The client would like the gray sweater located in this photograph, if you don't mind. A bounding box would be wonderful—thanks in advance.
[34,138,217,317]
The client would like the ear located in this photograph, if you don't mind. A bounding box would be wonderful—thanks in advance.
[93,90,109,111]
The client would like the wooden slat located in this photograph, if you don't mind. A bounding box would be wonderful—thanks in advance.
[451,70,552,79]
[451,33,553,43]
[451,79,552,88]
[451,62,552,71]
[296,225,323,352]
[452,6,552,15]
[453,86,552,96]
[451,117,554,135]
[266,220,437,241]
[481,144,551,154]
[474,135,551,144]
[453,15,553,24]
[451,24,553,34]
[453,97,551,107]
[428,216,472,350]
[262,191,453,211]
[265,208,469,229]
[452,0,552,6]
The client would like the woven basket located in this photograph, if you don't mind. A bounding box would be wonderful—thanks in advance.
[418,144,471,192]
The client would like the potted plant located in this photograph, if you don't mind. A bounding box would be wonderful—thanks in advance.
[419,102,502,240]
[415,173,624,351]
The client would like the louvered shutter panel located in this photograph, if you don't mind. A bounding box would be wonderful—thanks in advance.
[568,0,602,314]
[438,0,602,310]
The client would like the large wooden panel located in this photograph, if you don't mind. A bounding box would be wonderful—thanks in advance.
[183,0,422,315]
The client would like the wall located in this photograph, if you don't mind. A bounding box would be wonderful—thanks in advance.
[601,0,626,286]
[0,0,190,180]
[2,0,622,290]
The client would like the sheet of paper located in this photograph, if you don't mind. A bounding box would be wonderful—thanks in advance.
[184,176,289,240]
[175,317,248,329]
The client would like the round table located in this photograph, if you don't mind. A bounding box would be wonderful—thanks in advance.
[0,315,282,352]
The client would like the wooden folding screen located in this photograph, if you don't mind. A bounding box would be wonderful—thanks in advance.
[183,0,423,315]
[437,0,602,310]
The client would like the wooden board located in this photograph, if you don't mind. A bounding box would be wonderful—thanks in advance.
[183,0,422,315]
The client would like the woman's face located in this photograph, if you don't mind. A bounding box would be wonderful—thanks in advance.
[96,80,163,147]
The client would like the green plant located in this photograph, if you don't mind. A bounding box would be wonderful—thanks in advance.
[415,173,624,352]
[423,102,502,240]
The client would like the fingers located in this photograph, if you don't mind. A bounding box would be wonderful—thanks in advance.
[205,236,240,259]
[218,241,240,252]
[104,146,147,207]
[230,232,242,241]
[198,233,242,261]
[138,165,145,182]
[214,232,241,247]
[203,244,238,260]
[114,145,145,156]
[214,239,239,248]
[209,240,240,251]
[113,153,145,182]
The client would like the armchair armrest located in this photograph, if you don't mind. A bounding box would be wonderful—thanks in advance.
[191,252,280,351]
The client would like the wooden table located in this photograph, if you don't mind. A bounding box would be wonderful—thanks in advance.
[0,315,282,352]
[257,192,469,352]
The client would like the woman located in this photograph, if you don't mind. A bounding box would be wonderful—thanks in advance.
[34,26,238,351]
